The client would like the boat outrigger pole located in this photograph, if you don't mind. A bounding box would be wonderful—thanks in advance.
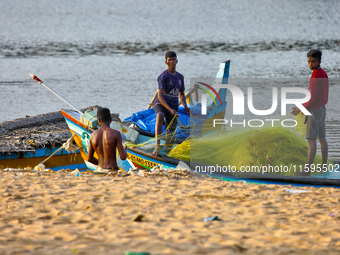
[29,73,83,115]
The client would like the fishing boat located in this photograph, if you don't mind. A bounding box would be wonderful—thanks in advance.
[31,61,340,187]
[60,60,231,170]
[0,109,87,171]
[60,101,340,186]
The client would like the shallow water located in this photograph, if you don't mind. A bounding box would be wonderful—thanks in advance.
[0,0,339,159]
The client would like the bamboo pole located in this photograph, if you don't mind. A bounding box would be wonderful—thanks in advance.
[29,73,83,115]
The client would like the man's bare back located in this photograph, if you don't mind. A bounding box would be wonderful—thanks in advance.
[87,108,127,170]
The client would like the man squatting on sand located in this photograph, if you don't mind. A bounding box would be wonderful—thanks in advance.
[292,49,329,176]
[152,51,191,157]
[88,108,127,171]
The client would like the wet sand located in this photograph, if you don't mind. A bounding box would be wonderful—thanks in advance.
[1,171,340,255]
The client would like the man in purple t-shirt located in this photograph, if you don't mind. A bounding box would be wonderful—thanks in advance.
[152,51,190,157]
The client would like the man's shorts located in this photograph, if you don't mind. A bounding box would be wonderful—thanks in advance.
[154,103,177,132]
[305,106,326,140]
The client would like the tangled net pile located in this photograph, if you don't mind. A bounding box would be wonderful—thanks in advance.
[126,110,328,176]
[165,113,326,176]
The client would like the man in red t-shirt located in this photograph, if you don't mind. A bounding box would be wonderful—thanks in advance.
[292,49,329,176]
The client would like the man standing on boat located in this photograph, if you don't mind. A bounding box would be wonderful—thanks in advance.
[152,51,191,157]
[88,108,127,171]
[292,49,329,176]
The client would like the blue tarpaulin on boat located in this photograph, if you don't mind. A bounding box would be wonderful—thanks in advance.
[124,106,194,140]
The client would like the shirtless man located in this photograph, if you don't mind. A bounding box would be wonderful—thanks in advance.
[88,108,127,171]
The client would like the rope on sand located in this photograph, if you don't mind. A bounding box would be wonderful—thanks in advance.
[33,134,80,171]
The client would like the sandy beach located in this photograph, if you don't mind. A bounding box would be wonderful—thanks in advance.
[1,170,340,255]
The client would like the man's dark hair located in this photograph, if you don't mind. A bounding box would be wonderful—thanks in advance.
[165,51,177,59]
[307,49,322,61]
[97,108,111,122]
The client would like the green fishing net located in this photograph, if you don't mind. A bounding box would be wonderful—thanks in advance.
[126,108,328,176]
[167,112,327,176]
